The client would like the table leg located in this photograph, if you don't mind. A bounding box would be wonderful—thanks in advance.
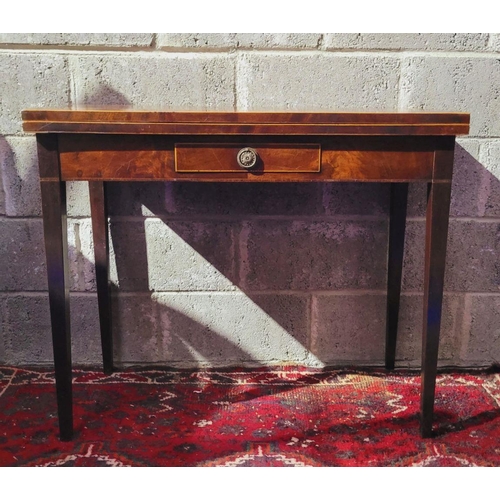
[37,135,73,441]
[385,183,409,370]
[420,180,452,438]
[89,182,113,374]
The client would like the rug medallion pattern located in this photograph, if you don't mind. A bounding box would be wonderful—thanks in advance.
[1,367,499,466]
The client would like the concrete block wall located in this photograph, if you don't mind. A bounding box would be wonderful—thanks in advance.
[1,33,500,368]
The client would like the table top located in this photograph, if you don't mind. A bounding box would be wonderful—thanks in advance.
[31,108,464,441]
[22,110,470,136]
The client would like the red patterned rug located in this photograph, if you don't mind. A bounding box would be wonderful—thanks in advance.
[1,367,499,466]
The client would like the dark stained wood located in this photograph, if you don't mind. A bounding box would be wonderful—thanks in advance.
[24,111,469,441]
[58,134,439,182]
[89,182,113,374]
[175,143,320,173]
[322,149,432,181]
[37,134,73,441]
[36,132,61,179]
[59,135,172,180]
[22,110,472,125]
[432,137,456,180]
[22,110,470,136]
[421,177,454,438]
[24,122,472,136]
[385,183,409,370]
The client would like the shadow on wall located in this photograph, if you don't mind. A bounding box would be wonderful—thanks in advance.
[1,81,500,368]
[105,181,390,369]
[79,84,132,109]
[3,132,387,368]
[86,144,500,372]
[103,142,500,370]
[0,138,7,215]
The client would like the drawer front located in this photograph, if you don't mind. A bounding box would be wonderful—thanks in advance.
[322,149,434,180]
[58,135,436,182]
[59,135,174,180]
[175,143,321,173]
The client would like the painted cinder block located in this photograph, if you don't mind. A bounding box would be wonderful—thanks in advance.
[406,140,483,218]
[449,140,484,217]
[0,137,41,216]
[0,218,102,293]
[106,182,325,218]
[67,219,97,292]
[111,293,165,364]
[400,56,500,137]
[310,293,463,366]
[240,220,388,291]
[322,183,389,216]
[70,53,235,110]
[0,33,154,47]
[462,295,500,364]
[478,140,500,217]
[3,294,53,363]
[108,219,238,292]
[0,176,4,216]
[145,220,238,292]
[402,220,500,292]
[0,219,47,291]
[406,183,428,218]
[157,33,321,50]
[0,53,71,135]
[1,33,499,367]
[106,182,168,217]
[2,294,101,365]
[488,34,500,51]
[67,182,91,218]
[0,138,92,218]
[152,292,310,366]
[126,182,388,219]
[311,293,386,364]
[0,280,475,368]
[0,300,5,362]
[110,292,310,366]
[324,33,489,51]
[395,294,464,365]
[69,295,102,364]
[235,53,400,111]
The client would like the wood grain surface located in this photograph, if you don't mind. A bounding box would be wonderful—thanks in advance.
[58,134,440,182]
[23,110,470,136]
[175,143,321,173]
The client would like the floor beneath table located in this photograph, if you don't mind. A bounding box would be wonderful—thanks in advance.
[1,366,499,466]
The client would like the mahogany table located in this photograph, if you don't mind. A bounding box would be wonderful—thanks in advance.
[22,110,470,441]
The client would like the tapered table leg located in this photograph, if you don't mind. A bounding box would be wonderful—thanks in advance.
[385,183,409,370]
[89,182,113,374]
[37,134,73,441]
[420,180,452,438]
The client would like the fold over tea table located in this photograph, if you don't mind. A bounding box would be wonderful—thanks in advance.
[22,110,470,440]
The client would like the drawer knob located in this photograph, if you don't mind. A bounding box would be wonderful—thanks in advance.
[237,147,258,169]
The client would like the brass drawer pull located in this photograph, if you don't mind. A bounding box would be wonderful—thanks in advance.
[237,147,258,169]
[174,143,321,174]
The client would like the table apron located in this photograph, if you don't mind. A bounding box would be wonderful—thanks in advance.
[57,134,442,182]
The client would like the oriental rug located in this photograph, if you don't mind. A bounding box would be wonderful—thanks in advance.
[1,367,499,467]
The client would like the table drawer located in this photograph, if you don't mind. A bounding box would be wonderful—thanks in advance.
[175,143,321,173]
